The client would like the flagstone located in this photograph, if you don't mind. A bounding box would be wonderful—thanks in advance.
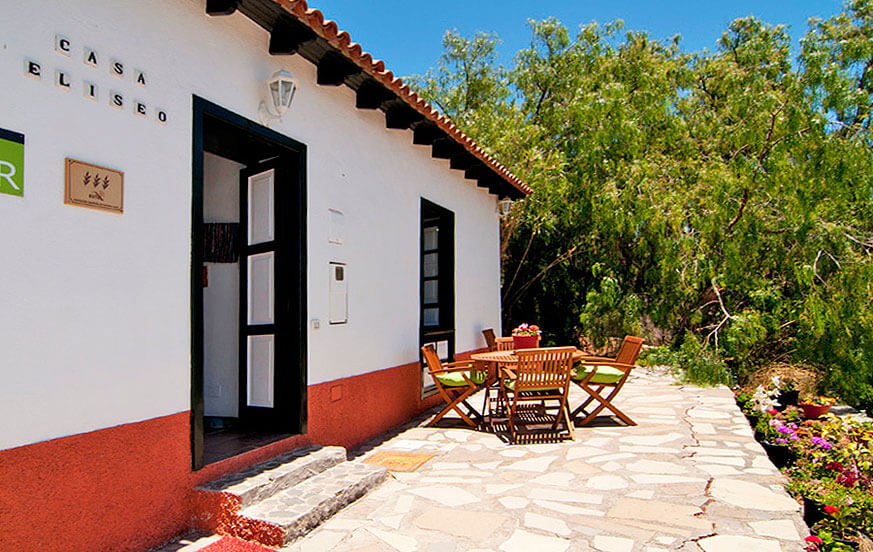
[379,514,403,529]
[533,499,606,517]
[414,507,506,539]
[565,460,602,475]
[692,423,717,434]
[697,535,782,552]
[585,475,629,490]
[506,456,558,471]
[618,445,682,454]
[499,496,530,509]
[299,530,345,552]
[566,447,611,460]
[696,464,743,476]
[499,529,570,552]
[592,535,635,552]
[366,527,418,552]
[419,477,485,484]
[486,484,523,495]
[618,432,685,446]
[393,495,414,513]
[531,472,575,486]
[408,486,479,507]
[500,449,528,458]
[474,461,502,470]
[629,474,706,484]
[709,479,799,511]
[525,512,573,537]
[748,520,801,540]
[685,447,746,456]
[529,488,603,504]
[580,437,613,447]
[606,498,711,531]
[589,453,637,463]
[688,408,731,419]
[625,459,688,474]
[690,455,745,466]
[600,461,623,472]
[625,490,655,499]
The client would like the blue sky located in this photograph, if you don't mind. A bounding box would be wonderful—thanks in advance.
[309,0,844,78]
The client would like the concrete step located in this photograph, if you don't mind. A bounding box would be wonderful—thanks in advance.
[240,461,388,545]
[197,445,347,508]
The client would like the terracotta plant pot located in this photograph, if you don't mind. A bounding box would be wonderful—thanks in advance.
[801,404,831,419]
[512,334,539,349]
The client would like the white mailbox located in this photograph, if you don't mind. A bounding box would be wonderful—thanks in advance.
[329,262,348,324]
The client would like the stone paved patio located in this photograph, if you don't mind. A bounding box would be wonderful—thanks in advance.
[280,367,809,552]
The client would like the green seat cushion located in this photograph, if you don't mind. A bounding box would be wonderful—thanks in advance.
[435,370,486,387]
[502,380,561,392]
[572,365,625,384]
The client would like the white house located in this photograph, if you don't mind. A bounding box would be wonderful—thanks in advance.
[0,0,529,550]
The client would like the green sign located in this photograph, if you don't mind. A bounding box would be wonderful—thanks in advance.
[0,128,24,197]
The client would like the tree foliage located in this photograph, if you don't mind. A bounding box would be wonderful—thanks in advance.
[409,0,873,407]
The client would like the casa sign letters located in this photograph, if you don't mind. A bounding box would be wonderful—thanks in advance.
[24,34,167,125]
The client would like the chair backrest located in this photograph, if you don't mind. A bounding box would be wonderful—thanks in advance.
[496,337,515,351]
[421,344,443,374]
[615,336,645,366]
[513,347,576,392]
[482,328,497,351]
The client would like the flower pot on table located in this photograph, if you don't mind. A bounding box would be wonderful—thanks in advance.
[801,404,830,419]
[512,335,539,349]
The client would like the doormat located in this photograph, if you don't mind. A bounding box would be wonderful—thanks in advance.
[362,451,434,472]
[200,536,276,552]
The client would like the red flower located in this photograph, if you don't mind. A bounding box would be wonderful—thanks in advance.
[824,505,839,515]
[768,409,778,415]
[805,536,823,544]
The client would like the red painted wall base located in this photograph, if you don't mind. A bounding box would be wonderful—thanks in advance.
[0,357,449,552]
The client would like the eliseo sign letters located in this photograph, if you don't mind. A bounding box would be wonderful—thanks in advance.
[25,34,167,125]
[0,128,25,197]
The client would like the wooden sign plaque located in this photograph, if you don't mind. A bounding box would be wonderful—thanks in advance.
[64,158,123,213]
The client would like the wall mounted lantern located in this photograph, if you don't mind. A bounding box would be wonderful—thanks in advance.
[258,69,297,125]
[497,197,513,218]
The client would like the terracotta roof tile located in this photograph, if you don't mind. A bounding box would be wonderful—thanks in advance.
[272,0,531,196]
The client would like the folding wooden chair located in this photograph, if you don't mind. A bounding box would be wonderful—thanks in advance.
[500,347,576,443]
[571,336,644,426]
[421,345,487,427]
[482,328,514,351]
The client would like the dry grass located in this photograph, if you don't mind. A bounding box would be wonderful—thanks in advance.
[739,361,820,396]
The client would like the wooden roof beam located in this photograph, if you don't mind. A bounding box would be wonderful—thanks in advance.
[268,17,318,55]
[355,79,395,109]
[412,121,443,145]
[385,103,424,129]
[206,0,241,16]
[317,51,361,86]
[432,137,460,159]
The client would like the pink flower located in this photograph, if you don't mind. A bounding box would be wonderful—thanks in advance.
[768,409,778,415]
[805,536,823,544]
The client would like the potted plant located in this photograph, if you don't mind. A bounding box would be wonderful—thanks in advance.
[801,396,836,419]
[511,323,541,349]
[774,377,800,409]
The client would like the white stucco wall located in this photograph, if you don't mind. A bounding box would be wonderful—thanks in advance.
[0,0,503,450]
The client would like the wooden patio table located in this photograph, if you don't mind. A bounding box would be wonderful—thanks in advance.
[470,348,587,428]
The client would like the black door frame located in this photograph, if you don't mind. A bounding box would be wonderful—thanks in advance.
[419,198,456,396]
[191,96,308,470]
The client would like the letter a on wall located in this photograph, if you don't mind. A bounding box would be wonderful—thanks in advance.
[0,128,24,197]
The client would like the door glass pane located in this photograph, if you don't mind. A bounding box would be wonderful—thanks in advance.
[247,335,274,407]
[247,252,274,324]
[423,252,439,278]
[423,307,439,326]
[423,280,438,304]
[248,170,275,245]
[423,226,438,251]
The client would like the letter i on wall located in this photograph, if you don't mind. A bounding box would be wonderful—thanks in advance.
[0,128,25,197]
